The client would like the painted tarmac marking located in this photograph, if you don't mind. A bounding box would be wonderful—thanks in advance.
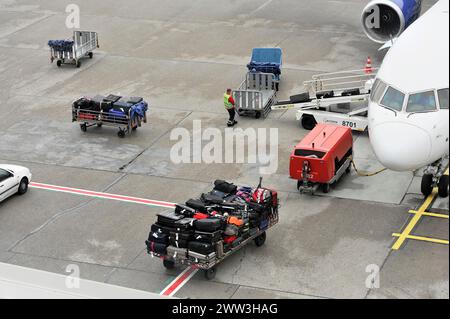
[160,266,198,297]
[392,168,449,250]
[29,182,176,209]
[30,182,199,297]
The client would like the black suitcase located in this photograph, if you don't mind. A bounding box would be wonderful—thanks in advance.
[214,180,237,194]
[188,241,215,254]
[169,238,189,248]
[104,94,122,103]
[127,96,143,104]
[175,204,196,218]
[194,218,223,232]
[147,231,169,245]
[186,199,208,212]
[151,223,176,235]
[193,231,222,243]
[174,218,195,231]
[170,231,194,242]
[157,211,183,227]
[146,240,167,255]
[200,193,225,205]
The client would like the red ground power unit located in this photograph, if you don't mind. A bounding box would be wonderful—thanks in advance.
[290,124,353,194]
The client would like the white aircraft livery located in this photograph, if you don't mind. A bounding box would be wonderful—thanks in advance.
[367,0,449,198]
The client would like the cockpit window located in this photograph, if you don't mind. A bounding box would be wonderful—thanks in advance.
[406,91,437,113]
[370,79,387,103]
[380,86,405,111]
[438,88,449,109]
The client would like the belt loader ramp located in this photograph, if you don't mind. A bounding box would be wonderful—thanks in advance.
[273,69,378,131]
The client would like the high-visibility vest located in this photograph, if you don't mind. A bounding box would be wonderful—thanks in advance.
[224,93,233,109]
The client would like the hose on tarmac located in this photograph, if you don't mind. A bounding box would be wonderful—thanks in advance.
[349,156,387,177]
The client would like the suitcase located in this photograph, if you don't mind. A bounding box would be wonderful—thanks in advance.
[146,240,167,255]
[147,231,169,245]
[169,237,189,248]
[104,94,122,103]
[214,180,237,194]
[157,211,184,228]
[170,231,194,242]
[78,112,96,120]
[186,199,208,212]
[167,246,188,258]
[193,231,222,243]
[231,237,244,248]
[151,223,176,235]
[188,251,216,262]
[194,218,222,232]
[175,204,196,218]
[127,96,144,104]
[200,193,225,205]
[174,218,195,231]
[188,241,215,254]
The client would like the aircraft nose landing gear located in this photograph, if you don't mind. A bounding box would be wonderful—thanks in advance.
[421,158,449,198]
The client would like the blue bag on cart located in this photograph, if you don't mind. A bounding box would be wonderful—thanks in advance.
[48,40,74,52]
[131,101,148,119]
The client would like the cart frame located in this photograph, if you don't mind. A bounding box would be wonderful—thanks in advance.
[50,31,99,68]
[72,106,147,138]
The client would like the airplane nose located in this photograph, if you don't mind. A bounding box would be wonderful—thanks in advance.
[369,122,432,171]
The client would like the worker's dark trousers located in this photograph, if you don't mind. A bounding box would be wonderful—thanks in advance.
[227,108,236,124]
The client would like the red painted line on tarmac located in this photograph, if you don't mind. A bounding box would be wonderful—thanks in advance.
[29,182,176,209]
[160,266,198,297]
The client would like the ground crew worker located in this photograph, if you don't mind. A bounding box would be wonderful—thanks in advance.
[224,89,238,127]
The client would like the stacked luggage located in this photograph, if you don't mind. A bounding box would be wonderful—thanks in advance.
[146,179,279,280]
[72,94,148,138]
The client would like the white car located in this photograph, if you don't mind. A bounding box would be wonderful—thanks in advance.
[0,165,32,203]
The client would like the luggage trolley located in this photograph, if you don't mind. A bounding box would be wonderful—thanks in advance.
[146,179,279,280]
[234,48,282,119]
[49,31,99,68]
[72,95,148,138]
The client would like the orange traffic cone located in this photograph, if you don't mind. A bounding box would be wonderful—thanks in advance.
[365,56,373,74]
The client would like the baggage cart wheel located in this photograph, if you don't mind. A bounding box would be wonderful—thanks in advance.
[76,60,81,68]
[322,183,330,194]
[80,124,87,132]
[255,111,261,119]
[88,52,93,59]
[204,267,217,280]
[117,130,126,138]
[438,175,449,198]
[163,259,175,270]
[254,231,266,247]
[56,60,62,68]
[275,83,279,92]
[97,123,103,128]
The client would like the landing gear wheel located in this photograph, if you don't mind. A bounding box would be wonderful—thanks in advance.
[301,115,317,130]
[421,174,434,197]
[18,178,29,195]
[56,60,62,67]
[80,124,87,132]
[163,259,175,270]
[254,231,267,247]
[204,267,216,280]
[117,130,126,138]
[322,183,330,193]
[438,175,449,198]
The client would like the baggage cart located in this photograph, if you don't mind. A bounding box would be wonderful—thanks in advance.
[234,48,282,119]
[147,179,279,280]
[49,31,99,68]
[72,95,148,138]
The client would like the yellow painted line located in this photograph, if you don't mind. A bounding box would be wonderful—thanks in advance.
[393,233,449,245]
[408,210,449,219]
[391,190,437,250]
